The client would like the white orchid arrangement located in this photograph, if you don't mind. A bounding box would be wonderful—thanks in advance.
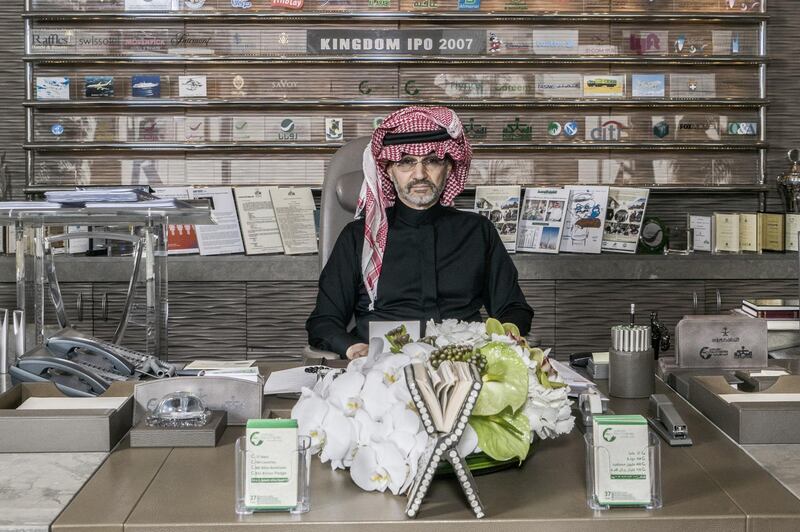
[291,318,575,495]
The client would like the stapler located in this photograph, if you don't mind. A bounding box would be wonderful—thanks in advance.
[647,394,693,446]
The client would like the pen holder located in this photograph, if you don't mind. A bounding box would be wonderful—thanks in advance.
[585,431,662,510]
[234,435,311,515]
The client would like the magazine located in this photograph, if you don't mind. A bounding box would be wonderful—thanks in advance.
[517,187,570,253]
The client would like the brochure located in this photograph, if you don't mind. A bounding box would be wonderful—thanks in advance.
[602,187,650,253]
[270,188,318,255]
[233,186,285,255]
[517,187,570,253]
[190,187,245,256]
[561,185,609,254]
[474,185,521,252]
[153,186,199,255]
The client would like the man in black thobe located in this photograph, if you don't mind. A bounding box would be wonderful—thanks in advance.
[307,106,533,359]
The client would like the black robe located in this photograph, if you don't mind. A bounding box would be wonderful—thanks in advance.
[306,200,534,356]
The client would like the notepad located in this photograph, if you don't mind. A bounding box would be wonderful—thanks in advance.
[17,397,128,410]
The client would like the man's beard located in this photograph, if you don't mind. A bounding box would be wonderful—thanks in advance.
[391,175,446,208]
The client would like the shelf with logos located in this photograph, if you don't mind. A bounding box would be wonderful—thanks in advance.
[29,109,764,146]
[26,0,765,16]
[29,67,761,101]
[23,0,767,193]
[22,12,770,22]
[26,23,763,60]
[23,98,770,110]
[27,150,761,188]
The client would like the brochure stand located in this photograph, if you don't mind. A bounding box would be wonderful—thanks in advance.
[234,435,311,515]
[585,431,662,510]
[403,364,485,519]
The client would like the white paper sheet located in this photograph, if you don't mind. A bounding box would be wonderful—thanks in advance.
[233,186,285,255]
[184,360,255,370]
[720,393,800,403]
[191,187,245,256]
[17,397,128,410]
[550,359,597,397]
[263,367,319,395]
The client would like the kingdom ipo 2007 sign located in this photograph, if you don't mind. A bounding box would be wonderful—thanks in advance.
[307,29,486,55]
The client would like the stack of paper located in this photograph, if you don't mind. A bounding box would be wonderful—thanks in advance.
[45,187,153,203]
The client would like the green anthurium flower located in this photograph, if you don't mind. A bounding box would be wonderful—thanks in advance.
[469,406,531,463]
[501,322,521,337]
[473,341,529,416]
[485,317,505,336]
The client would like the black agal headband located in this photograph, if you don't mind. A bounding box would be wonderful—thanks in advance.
[381,127,451,146]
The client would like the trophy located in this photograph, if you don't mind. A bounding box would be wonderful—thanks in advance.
[777,149,800,213]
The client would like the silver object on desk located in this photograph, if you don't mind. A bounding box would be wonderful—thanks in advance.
[675,315,767,369]
[609,324,654,399]
[0,309,7,374]
[134,376,264,426]
[12,310,24,362]
[777,148,800,213]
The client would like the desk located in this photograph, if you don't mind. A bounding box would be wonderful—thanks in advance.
[51,379,800,532]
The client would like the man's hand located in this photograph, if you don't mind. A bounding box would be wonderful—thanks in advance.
[345,342,369,360]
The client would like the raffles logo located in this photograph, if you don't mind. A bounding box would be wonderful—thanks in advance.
[629,32,662,54]
[502,118,532,141]
[33,33,72,47]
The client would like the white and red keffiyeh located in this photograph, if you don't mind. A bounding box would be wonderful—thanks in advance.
[355,106,472,311]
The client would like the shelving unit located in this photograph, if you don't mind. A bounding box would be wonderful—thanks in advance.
[23,0,767,193]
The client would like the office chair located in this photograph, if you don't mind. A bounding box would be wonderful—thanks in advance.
[302,137,370,362]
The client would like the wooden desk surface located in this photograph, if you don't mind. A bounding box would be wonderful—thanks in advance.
[53,380,800,532]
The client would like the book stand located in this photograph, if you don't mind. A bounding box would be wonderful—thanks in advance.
[403,364,485,519]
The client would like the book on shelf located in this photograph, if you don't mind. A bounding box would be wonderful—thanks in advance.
[733,308,800,330]
[742,299,800,320]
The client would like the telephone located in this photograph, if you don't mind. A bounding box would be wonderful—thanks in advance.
[10,328,176,397]
[46,327,176,379]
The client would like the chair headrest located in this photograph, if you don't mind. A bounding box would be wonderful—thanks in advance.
[336,170,364,213]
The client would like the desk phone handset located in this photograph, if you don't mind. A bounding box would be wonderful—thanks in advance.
[46,327,176,379]
[9,345,124,397]
[11,327,176,397]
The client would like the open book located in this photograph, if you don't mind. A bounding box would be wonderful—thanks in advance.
[411,361,479,434]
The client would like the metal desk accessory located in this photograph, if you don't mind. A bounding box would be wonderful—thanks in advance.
[609,322,655,399]
[647,394,693,447]
[133,376,264,426]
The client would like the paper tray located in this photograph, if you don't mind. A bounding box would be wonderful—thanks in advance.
[0,381,134,452]
[688,375,800,444]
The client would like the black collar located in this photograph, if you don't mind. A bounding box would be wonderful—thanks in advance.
[391,200,446,227]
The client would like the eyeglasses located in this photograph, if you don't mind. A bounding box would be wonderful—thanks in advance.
[392,155,448,172]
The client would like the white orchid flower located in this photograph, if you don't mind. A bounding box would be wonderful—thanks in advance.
[312,368,340,398]
[326,371,366,416]
[371,353,412,384]
[291,389,330,454]
[347,356,369,375]
[350,441,409,494]
[319,407,356,469]
[402,431,432,493]
[361,369,396,421]
[401,342,436,361]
